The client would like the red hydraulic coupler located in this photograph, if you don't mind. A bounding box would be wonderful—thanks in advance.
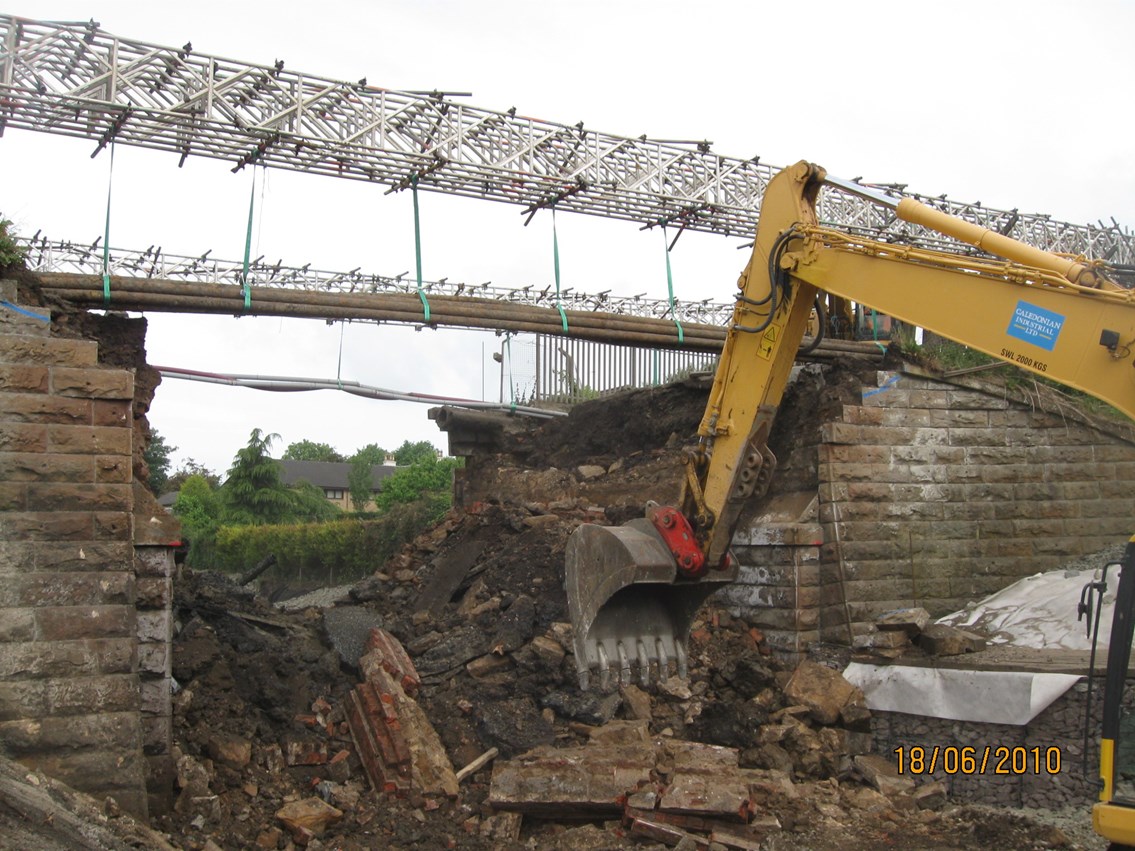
[646,503,706,579]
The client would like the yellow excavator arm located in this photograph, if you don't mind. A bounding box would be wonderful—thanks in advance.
[565,160,1135,692]
[687,161,1135,567]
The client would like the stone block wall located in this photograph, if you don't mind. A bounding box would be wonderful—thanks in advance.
[869,678,1134,807]
[719,494,824,659]
[723,366,1135,654]
[818,370,1135,641]
[0,278,178,817]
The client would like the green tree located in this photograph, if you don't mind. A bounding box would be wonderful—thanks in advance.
[350,443,388,466]
[346,443,388,511]
[223,429,294,525]
[376,454,461,510]
[172,474,223,566]
[167,459,221,492]
[143,429,176,494]
[0,218,26,269]
[290,480,343,522]
[393,439,438,466]
[282,440,346,462]
[348,455,376,512]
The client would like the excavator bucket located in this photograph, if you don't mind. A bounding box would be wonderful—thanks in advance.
[565,518,739,690]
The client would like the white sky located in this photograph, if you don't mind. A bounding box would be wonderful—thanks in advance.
[3,0,1133,476]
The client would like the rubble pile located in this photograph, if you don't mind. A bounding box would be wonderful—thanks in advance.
[148,374,1089,849]
[853,607,988,660]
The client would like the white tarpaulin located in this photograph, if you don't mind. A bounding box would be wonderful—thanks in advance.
[844,663,1080,725]
[937,567,1116,651]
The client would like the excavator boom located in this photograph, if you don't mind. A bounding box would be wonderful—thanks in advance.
[565,160,1135,691]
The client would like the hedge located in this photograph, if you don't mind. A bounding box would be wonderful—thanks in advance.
[212,494,449,584]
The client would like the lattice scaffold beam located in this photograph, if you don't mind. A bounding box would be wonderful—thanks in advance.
[21,236,736,325]
[2,14,1133,264]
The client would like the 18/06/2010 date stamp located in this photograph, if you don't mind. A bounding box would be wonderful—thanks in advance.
[894,746,1062,776]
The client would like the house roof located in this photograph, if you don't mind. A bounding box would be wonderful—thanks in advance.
[276,460,401,491]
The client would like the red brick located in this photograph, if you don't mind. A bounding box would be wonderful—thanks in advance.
[47,425,132,456]
[27,482,131,512]
[0,392,92,424]
[0,423,48,453]
[50,367,133,400]
[0,334,97,367]
[361,628,421,695]
[284,737,329,766]
[36,605,135,640]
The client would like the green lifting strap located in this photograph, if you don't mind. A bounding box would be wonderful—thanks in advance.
[662,226,684,344]
[871,308,887,353]
[101,142,115,305]
[240,170,256,311]
[411,176,431,322]
[504,332,517,412]
[551,208,568,333]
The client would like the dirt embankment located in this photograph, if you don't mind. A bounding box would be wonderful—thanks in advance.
[155,366,1085,850]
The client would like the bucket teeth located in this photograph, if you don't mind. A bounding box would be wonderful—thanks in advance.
[565,518,739,691]
[656,638,669,680]
[596,645,611,691]
[636,640,650,686]
[617,642,631,687]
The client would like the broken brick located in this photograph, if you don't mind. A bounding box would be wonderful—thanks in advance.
[361,628,422,695]
[284,737,329,767]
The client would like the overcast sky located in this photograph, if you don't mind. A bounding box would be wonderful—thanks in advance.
[3,1,1133,477]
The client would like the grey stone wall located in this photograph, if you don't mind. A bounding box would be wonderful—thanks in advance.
[722,367,1135,655]
[869,678,1131,808]
[0,279,179,817]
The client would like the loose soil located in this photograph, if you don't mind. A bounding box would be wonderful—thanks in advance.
[157,368,1097,850]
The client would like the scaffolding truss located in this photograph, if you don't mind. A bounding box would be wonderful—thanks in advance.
[2,15,1132,264]
[21,236,736,325]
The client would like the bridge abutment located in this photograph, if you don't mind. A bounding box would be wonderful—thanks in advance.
[0,278,178,818]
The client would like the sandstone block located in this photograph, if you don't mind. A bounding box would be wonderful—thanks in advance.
[0,364,48,393]
[0,422,47,452]
[92,399,131,427]
[35,605,134,641]
[47,425,131,456]
[207,734,253,769]
[1,392,92,424]
[50,367,134,399]
[27,482,131,512]
[0,452,93,483]
[275,797,343,837]
[854,754,915,796]
[0,335,97,366]
[918,623,986,656]
[783,661,856,725]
